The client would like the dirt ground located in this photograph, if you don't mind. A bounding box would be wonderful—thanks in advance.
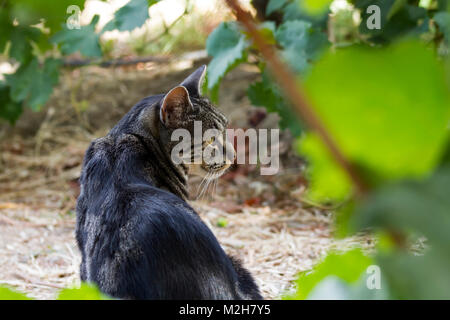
[0,60,373,299]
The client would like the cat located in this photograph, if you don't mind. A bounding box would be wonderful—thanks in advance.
[75,65,262,300]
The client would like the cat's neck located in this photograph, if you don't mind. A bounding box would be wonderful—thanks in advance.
[131,104,189,200]
[134,132,189,200]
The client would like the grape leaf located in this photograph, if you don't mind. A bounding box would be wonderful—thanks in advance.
[0,82,23,124]
[434,12,450,44]
[282,1,330,29]
[352,0,427,43]
[275,20,329,73]
[266,0,289,16]
[51,15,102,57]
[0,9,13,53]
[102,0,151,32]
[9,26,40,63]
[299,41,450,202]
[6,58,61,111]
[247,71,302,136]
[9,0,85,34]
[206,22,249,95]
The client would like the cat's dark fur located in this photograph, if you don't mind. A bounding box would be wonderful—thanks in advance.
[76,65,262,300]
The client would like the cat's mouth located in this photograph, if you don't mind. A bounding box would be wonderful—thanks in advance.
[202,163,231,175]
[187,162,231,179]
[187,139,236,178]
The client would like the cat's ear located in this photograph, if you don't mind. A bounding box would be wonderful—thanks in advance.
[160,86,193,128]
[180,65,206,97]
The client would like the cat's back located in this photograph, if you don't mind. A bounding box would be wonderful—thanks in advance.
[76,139,240,299]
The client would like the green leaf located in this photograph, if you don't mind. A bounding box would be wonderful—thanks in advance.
[0,5,41,63]
[51,15,102,57]
[434,12,450,44]
[353,1,427,43]
[266,0,289,15]
[0,286,32,300]
[306,274,390,299]
[297,134,352,200]
[355,166,450,254]
[275,20,328,73]
[0,9,13,53]
[299,41,450,202]
[302,0,333,15]
[9,0,85,34]
[6,58,61,111]
[282,1,330,29]
[387,0,407,20]
[247,70,302,136]
[58,283,110,300]
[284,249,373,300]
[103,0,151,32]
[206,22,249,94]
[377,250,450,299]
[257,21,277,45]
[0,82,23,124]
[11,25,42,64]
[439,139,450,167]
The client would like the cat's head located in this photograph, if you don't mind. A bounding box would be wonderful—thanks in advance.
[158,65,235,178]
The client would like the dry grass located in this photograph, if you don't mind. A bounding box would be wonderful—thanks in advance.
[0,129,373,299]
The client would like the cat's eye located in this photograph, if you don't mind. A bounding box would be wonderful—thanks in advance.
[205,137,215,145]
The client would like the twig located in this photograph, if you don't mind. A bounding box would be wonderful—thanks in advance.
[224,0,369,196]
[63,55,170,68]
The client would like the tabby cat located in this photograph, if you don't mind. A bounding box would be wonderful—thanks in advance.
[75,65,262,299]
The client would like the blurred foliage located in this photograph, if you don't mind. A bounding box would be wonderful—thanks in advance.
[207,0,449,136]
[0,286,32,300]
[247,68,302,135]
[285,249,373,299]
[207,0,450,300]
[0,283,109,300]
[300,41,449,202]
[0,0,163,124]
[51,15,102,57]
[102,0,153,32]
[57,283,110,300]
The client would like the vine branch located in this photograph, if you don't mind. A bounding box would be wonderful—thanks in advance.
[225,0,369,195]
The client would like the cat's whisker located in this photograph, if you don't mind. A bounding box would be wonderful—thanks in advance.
[212,177,218,198]
[203,175,214,200]
[206,172,218,200]
[196,174,208,199]
[197,179,208,199]
[197,172,212,200]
